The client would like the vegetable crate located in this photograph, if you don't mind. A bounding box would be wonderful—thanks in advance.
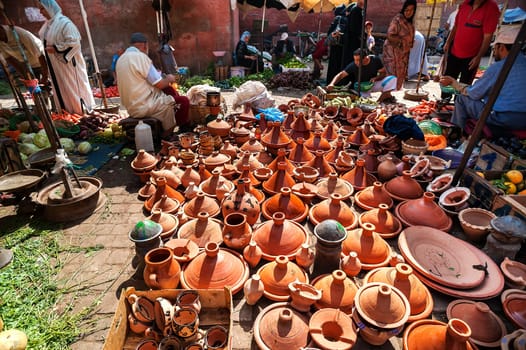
[103,287,233,350]
[189,105,211,125]
[492,194,526,222]
[475,141,513,171]
[316,86,355,106]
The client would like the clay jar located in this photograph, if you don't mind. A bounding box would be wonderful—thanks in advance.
[252,212,309,261]
[243,240,263,268]
[342,223,391,270]
[143,247,181,290]
[177,211,223,248]
[309,308,358,350]
[341,158,377,191]
[311,270,358,314]
[262,187,308,223]
[315,172,354,201]
[353,282,410,346]
[364,263,434,322]
[288,280,322,312]
[181,242,249,295]
[377,155,398,182]
[403,318,477,350]
[257,255,309,301]
[384,170,424,202]
[253,303,310,350]
[355,181,393,211]
[221,178,261,226]
[359,203,403,239]
[341,251,362,277]
[244,274,265,305]
[309,193,358,230]
[395,192,453,232]
[222,212,252,251]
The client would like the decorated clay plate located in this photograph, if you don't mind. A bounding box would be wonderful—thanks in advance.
[398,226,485,289]
[411,240,504,300]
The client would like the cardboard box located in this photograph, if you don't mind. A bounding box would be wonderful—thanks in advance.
[103,287,233,350]
[474,141,513,171]
[492,194,526,222]
[460,168,505,210]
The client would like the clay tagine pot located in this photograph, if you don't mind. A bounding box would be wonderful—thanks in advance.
[353,282,410,346]
[181,242,249,295]
[182,191,220,219]
[305,150,336,178]
[311,269,358,314]
[207,117,231,137]
[304,130,332,153]
[383,170,424,202]
[309,193,358,230]
[253,302,310,350]
[267,148,296,175]
[309,308,357,350]
[342,223,391,270]
[199,169,234,199]
[261,121,292,155]
[364,263,434,322]
[292,165,319,184]
[257,255,309,301]
[252,212,309,261]
[341,158,377,191]
[354,181,394,211]
[395,192,453,232]
[131,149,159,172]
[359,203,403,239]
[177,211,223,248]
[262,161,296,195]
[288,137,315,165]
[147,208,179,241]
[403,318,478,350]
[261,187,309,223]
[315,172,354,201]
[446,299,507,348]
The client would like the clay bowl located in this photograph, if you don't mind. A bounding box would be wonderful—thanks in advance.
[439,186,471,211]
[164,238,200,263]
[500,257,526,290]
[292,166,319,184]
[426,172,454,195]
[401,138,428,155]
[426,155,451,175]
[458,208,496,242]
[309,308,357,350]
[502,293,526,329]
[253,167,273,182]
[501,288,526,304]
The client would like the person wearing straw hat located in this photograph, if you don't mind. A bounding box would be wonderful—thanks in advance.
[440,25,526,134]
[37,0,94,115]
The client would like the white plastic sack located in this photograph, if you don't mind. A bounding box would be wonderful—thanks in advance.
[186,84,221,106]
[232,81,273,109]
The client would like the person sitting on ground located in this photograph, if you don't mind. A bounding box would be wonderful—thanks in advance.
[235,31,263,74]
[439,25,526,134]
[116,32,191,139]
[271,32,296,73]
[326,48,397,103]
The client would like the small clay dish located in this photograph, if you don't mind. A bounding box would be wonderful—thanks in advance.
[458,207,496,242]
[164,238,200,263]
[253,167,273,182]
[439,186,470,210]
[292,166,319,184]
[502,293,526,329]
[426,172,453,195]
[501,257,526,290]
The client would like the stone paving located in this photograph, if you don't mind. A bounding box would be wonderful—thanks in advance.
[0,75,513,350]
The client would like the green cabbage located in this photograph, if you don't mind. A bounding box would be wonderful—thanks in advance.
[18,132,35,144]
[33,130,50,148]
[59,138,75,153]
[77,141,92,154]
[18,142,41,156]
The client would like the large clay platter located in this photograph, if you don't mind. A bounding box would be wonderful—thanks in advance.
[410,240,504,300]
[398,226,485,289]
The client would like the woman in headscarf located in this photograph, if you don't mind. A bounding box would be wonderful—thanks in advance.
[382,0,417,90]
[37,0,94,115]
[235,31,262,74]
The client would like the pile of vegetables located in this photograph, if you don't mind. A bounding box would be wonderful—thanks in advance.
[281,56,308,69]
[267,71,313,90]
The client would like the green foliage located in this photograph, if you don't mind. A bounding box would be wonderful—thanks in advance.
[0,80,12,95]
[0,217,103,349]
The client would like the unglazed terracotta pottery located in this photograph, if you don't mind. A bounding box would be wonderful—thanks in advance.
[341,223,391,270]
[184,182,199,200]
[181,242,249,294]
[138,181,156,201]
[346,125,370,146]
[353,282,410,346]
[147,208,179,241]
[288,137,315,164]
[177,211,223,248]
[395,192,452,232]
[243,240,263,268]
[257,255,309,301]
[426,172,454,195]
[458,208,496,242]
[304,130,332,153]
[237,163,261,187]
[359,203,403,239]
[309,308,357,350]
[207,117,231,137]
[309,193,358,229]
[199,169,234,198]
[292,165,319,184]
[261,121,292,154]
[136,339,158,350]
[502,292,526,329]
[404,318,477,350]
[289,110,312,141]
[401,138,428,155]
[262,187,308,223]
[446,299,506,348]
[180,166,200,189]
[305,150,336,178]
[340,251,362,277]
[252,212,309,261]
[295,243,315,269]
[315,172,354,201]
[240,137,265,154]
[222,212,252,250]
[143,247,181,290]
[151,194,180,215]
[384,170,424,202]
[354,181,394,211]
[244,274,265,306]
[341,158,377,191]
[288,280,322,312]
[144,177,184,212]
[398,226,485,290]
[182,192,220,219]
[204,325,229,350]
[291,181,318,204]
[131,150,159,171]
[164,238,199,264]
[128,293,155,323]
[364,263,434,322]
[150,169,182,190]
[439,186,471,211]
[324,136,346,166]
[311,270,358,313]
[253,302,310,350]
[377,155,398,182]
[322,120,339,141]
[128,313,150,335]
[221,178,261,225]
[262,161,296,195]
[501,257,526,289]
[234,150,265,173]
[267,148,296,175]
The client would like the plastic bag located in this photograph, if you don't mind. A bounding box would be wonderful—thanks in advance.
[186,84,221,106]
[232,81,274,110]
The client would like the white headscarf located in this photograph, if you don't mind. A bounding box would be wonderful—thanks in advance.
[39,0,62,19]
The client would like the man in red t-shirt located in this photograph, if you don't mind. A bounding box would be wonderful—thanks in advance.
[442,0,499,92]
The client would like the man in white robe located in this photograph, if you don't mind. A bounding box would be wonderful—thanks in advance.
[37,0,94,115]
